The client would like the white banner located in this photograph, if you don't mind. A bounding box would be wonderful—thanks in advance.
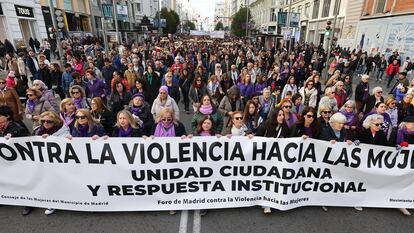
[209,31,225,39]
[190,30,207,36]
[1,136,414,212]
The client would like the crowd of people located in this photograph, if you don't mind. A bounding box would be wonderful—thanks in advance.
[0,35,414,216]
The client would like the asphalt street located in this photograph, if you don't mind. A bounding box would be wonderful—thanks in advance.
[1,70,414,233]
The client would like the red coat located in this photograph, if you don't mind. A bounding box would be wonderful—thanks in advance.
[386,64,399,76]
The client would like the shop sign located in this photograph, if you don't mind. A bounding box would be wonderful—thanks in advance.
[15,5,34,18]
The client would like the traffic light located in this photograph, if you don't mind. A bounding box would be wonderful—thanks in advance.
[325,20,332,36]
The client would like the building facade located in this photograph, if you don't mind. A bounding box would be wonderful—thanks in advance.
[0,0,47,46]
[250,0,283,35]
[353,0,414,59]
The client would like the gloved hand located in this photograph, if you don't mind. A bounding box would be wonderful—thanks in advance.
[353,140,360,146]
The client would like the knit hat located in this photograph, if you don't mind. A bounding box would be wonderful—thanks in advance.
[8,71,15,78]
[400,71,407,76]
[131,93,145,101]
[403,116,414,123]
[159,85,168,93]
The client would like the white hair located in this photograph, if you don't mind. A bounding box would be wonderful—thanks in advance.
[361,74,369,81]
[325,86,336,95]
[32,80,48,90]
[329,113,347,126]
[335,81,344,87]
[372,86,383,95]
[362,114,384,129]
[339,100,355,112]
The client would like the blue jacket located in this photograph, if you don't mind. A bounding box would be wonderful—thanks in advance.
[71,124,107,137]
[86,78,108,99]
[26,56,39,75]
[62,69,73,94]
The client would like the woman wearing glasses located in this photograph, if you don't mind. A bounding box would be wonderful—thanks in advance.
[222,111,253,136]
[356,114,388,146]
[290,107,320,138]
[365,86,384,114]
[317,105,333,129]
[360,102,392,140]
[25,87,57,130]
[279,99,297,128]
[69,85,90,109]
[32,111,71,216]
[151,108,186,138]
[299,79,317,108]
[189,75,208,112]
[318,87,338,116]
[70,109,106,139]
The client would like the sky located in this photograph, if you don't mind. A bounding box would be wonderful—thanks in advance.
[184,0,221,28]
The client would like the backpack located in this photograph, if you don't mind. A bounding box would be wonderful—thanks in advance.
[406,61,413,71]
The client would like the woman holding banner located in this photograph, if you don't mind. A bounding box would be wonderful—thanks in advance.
[356,114,388,146]
[59,98,77,132]
[289,107,321,139]
[126,93,154,136]
[148,107,187,215]
[33,111,71,215]
[222,111,253,137]
[70,109,106,139]
[338,100,359,140]
[112,110,144,137]
[90,97,114,135]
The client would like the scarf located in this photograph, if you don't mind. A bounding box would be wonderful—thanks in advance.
[231,124,249,136]
[118,126,133,137]
[147,73,153,85]
[61,112,75,128]
[130,105,143,116]
[340,110,355,125]
[199,131,211,136]
[0,121,10,134]
[73,97,83,109]
[199,104,213,115]
[38,125,60,136]
[397,129,414,144]
[154,122,175,137]
[27,99,36,113]
[77,124,89,137]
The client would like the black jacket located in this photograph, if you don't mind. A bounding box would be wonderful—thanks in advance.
[112,127,144,137]
[319,126,347,142]
[0,122,29,137]
[127,102,154,136]
[356,129,388,146]
[364,95,384,114]
[151,121,187,137]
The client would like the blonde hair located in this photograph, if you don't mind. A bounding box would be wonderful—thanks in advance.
[115,110,138,129]
[39,111,63,126]
[156,108,177,124]
[60,98,75,113]
[74,109,95,131]
[69,85,86,98]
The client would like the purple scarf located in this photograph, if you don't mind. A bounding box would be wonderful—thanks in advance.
[130,105,143,116]
[362,83,369,100]
[397,129,414,144]
[199,131,211,136]
[73,97,83,109]
[27,100,36,113]
[154,122,175,137]
[118,126,133,137]
[199,104,213,115]
[340,110,355,125]
[77,124,89,137]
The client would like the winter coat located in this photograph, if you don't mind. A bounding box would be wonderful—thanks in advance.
[126,102,154,136]
[0,88,23,121]
[71,123,106,137]
[151,121,187,137]
[112,127,144,137]
[188,86,208,104]
[86,78,108,99]
[356,129,388,146]
[319,126,348,142]
[91,109,114,135]
[62,70,73,95]
[299,87,318,108]
[191,109,224,134]
[33,124,70,137]
[0,121,29,137]
[25,97,57,129]
[151,95,180,120]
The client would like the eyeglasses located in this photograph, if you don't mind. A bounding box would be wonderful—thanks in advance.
[196,79,202,81]
[27,94,34,97]
[331,92,335,94]
[283,105,292,109]
[307,83,314,86]
[71,91,80,94]
[41,120,55,124]
[76,115,87,120]
[306,114,315,119]
[322,111,332,114]
[234,117,243,120]
[161,118,172,122]
[390,102,397,105]
[374,123,383,126]
[0,81,5,84]
[377,91,383,94]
